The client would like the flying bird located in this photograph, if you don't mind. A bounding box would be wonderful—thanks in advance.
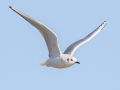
[9,6,106,68]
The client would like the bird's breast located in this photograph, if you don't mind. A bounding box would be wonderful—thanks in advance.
[47,57,72,68]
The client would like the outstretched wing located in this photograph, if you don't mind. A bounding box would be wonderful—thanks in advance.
[10,6,62,58]
[64,21,106,56]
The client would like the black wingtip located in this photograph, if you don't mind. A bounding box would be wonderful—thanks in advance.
[102,21,106,23]
[102,21,106,25]
[9,6,12,9]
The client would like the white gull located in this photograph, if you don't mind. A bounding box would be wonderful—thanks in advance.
[9,6,106,68]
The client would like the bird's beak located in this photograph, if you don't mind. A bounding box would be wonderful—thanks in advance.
[75,61,80,64]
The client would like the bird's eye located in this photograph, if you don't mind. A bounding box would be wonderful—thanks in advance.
[71,59,73,61]
[67,58,69,61]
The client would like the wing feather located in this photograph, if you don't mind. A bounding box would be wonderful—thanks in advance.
[10,6,62,57]
[64,21,106,55]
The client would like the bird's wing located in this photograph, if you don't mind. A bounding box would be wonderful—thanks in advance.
[9,6,62,58]
[64,21,106,56]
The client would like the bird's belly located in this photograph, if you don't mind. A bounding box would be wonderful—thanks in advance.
[48,60,72,68]
[52,64,70,68]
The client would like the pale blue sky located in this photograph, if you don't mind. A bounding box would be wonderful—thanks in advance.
[0,0,120,90]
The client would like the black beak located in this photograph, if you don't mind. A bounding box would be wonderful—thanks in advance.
[75,61,80,64]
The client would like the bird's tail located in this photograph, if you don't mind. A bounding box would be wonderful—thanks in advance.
[39,62,47,66]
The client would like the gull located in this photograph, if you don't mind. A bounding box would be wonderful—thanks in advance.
[9,6,106,68]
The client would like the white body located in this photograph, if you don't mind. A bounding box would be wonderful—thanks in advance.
[46,54,77,68]
[10,6,106,68]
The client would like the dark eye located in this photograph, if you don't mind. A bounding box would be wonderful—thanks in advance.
[71,59,73,61]
[67,58,69,61]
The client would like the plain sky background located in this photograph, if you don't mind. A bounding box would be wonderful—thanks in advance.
[0,0,120,90]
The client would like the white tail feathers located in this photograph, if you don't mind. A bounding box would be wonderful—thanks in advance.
[40,62,46,66]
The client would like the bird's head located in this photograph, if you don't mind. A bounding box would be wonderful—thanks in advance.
[62,54,80,65]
